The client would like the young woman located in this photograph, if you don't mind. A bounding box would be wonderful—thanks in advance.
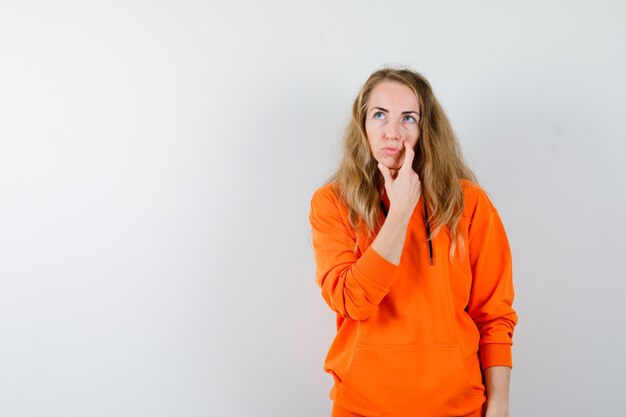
[309,68,518,417]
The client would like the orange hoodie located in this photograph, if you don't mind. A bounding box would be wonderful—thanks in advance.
[309,179,518,417]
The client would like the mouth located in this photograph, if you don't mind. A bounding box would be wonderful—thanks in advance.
[383,147,401,155]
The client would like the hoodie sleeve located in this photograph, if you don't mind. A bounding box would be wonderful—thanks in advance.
[309,187,399,321]
[466,191,519,370]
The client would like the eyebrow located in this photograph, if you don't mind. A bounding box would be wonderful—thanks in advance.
[371,106,420,116]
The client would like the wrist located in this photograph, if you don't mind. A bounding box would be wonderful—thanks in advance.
[486,395,509,407]
[487,397,509,404]
[386,208,411,224]
[485,398,509,417]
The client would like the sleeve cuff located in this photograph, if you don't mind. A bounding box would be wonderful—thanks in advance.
[353,246,399,291]
[480,343,513,369]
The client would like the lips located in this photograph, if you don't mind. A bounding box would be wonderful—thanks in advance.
[383,147,401,154]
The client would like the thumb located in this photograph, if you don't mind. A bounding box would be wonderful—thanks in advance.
[377,163,393,185]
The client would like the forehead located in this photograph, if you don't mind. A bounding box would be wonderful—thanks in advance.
[368,81,419,111]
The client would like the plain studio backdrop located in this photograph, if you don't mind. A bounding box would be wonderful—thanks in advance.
[1,1,625,416]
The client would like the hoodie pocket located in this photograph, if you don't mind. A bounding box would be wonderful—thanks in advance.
[338,344,477,414]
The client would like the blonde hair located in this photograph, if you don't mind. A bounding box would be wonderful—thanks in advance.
[327,67,477,258]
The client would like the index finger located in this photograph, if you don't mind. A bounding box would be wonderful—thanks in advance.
[399,141,415,173]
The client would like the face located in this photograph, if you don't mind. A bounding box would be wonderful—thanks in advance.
[364,81,420,174]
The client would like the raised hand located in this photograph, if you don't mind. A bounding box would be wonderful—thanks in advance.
[377,140,422,221]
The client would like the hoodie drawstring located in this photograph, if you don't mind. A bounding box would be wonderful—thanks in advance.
[423,202,433,265]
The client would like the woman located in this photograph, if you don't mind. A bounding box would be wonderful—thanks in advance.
[309,68,518,417]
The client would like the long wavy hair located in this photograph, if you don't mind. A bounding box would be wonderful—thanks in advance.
[327,68,477,258]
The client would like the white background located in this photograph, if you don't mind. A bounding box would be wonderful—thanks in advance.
[1,1,625,416]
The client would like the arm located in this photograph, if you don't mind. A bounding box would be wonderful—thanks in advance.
[484,366,511,417]
[309,188,416,320]
[467,202,518,368]
[309,188,406,320]
[465,191,518,408]
[309,141,421,320]
[371,141,422,265]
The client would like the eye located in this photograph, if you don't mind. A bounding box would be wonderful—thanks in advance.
[403,115,416,123]
[373,111,385,120]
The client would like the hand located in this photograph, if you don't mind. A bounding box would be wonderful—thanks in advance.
[377,140,421,221]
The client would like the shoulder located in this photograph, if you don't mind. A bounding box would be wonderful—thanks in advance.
[310,182,347,216]
[311,183,339,209]
[309,182,355,237]
[459,178,497,224]
[311,182,337,202]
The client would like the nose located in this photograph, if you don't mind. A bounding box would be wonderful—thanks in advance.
[383,122,400,140]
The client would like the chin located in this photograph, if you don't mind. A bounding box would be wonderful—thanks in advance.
[379,156,400,167]
[382,160,401,171]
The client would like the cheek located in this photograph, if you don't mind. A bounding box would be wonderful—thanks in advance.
[367,137,378,155]
[410,128,420,146]
[365,125,376,148]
